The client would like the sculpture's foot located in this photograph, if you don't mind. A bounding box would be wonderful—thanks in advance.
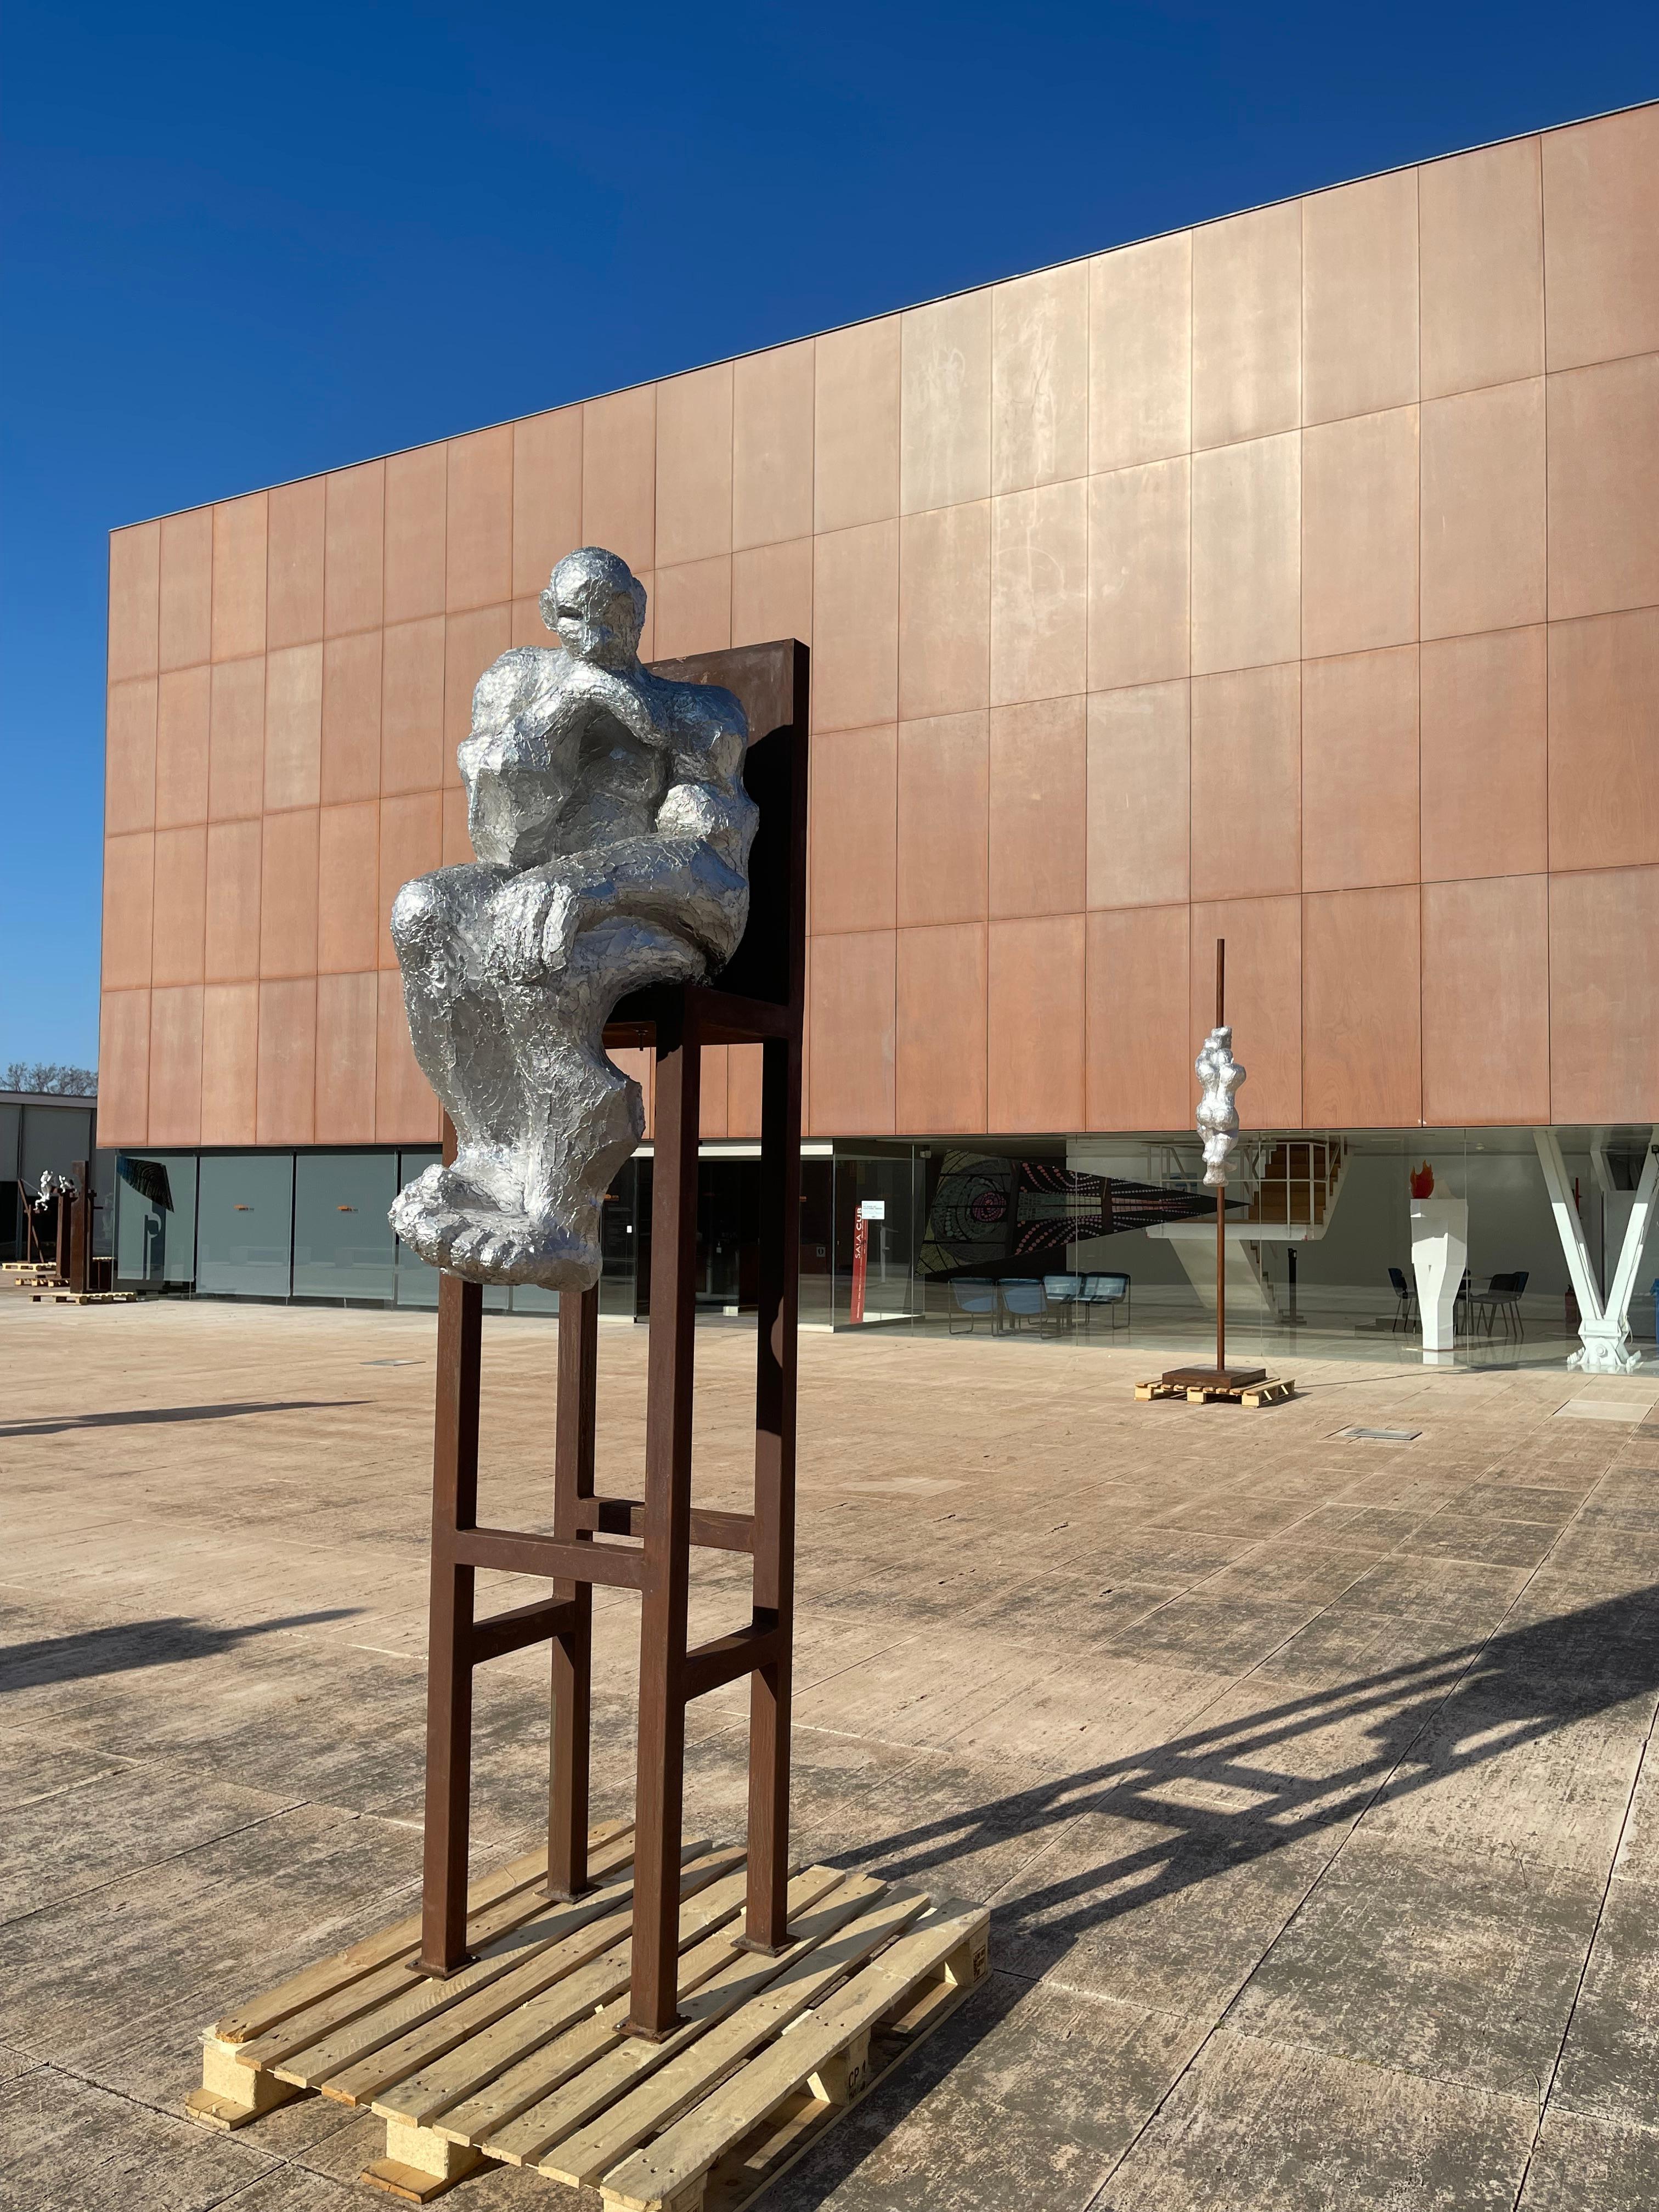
[392,1164,599,1289]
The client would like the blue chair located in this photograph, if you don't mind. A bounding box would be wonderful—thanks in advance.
[1080,1272,1131,1333]
[948,1277,997,1334]
[998,1278,1045,1331]
[1043,1273,1083,1331]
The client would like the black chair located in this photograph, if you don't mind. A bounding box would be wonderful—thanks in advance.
[1388,1266,1417,1332]
[1471,1269,1528,1340]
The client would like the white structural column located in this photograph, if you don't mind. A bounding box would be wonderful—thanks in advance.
[1410,1198,1468,1366]
[1534,1127,1659,1373]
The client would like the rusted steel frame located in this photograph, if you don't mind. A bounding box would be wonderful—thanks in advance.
[453,1528,648,1588]
[682,1620,781,1704]
[469,1595,579,1667]
[69,1159,91,1294]
[417,1267,484,1977]
[573,1497,754,1552]
[548,1281,599,1901]
[627,992,702,2039]
[745,1029,803,1951]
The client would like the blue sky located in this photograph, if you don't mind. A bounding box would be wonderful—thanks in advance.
[3,1,1656,1071]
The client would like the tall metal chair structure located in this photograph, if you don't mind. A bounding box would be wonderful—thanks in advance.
[413,640,808,2044]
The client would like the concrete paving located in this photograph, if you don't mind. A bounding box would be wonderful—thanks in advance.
[3,1295,1659,2210]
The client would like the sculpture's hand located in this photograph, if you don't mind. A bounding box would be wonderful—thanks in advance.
[492,875,559,984]
[537,879,584,975]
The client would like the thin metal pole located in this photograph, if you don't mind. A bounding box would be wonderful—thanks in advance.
[547,1279,598,1900]
[1215,938,1226,1379]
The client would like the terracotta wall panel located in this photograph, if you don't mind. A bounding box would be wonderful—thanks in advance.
[1086,904,1192,1131]
[807,930,895,1136]
[1548,608,1659,873]
[199,982,259,1146]
[812,520,899,732]
[727,1043,763,1140]
[325,461,385,636]
[263,642,323,811]
[441,784,470,866]
[1301,407,1419,659]
[1090,231,1192,472]
[1190,663,1300,901]
[1302,887,1420,1125]
[97,990,150,1145]
[376,968,441,1142]
[991,263,1088,495]
[1300,646,1419,891]
[1302,170,1419,424]
[582,386,656,575]
[381,617,447,794]
[1419,627,1548,881]
[1542,105,1659,371]
[987,914,1084,1133]
[733,342,814,550]
[810,724,896,934]
[1421,380,1547,639]
[656,365,732,568]
[158,509,212,671]
[1191,201,1301,450]
[899,503,989,720]
[106,678,157,836]
[205,819,262,981]
[211,494,267,661]
[653,559,732,659]
[900,291,991,514]
[1419,138,1544,398]
[815,317,900,533]
[444,606,511,751]
[377,792,443,968]
[147,986,203,1146]
[1547,354,1659,620]
[896,923,987,1133]
[732,538,812,649]
[990,478,1087,704]
[1550,868,1659,1120]
[1422,876,1549,1124]
[266,478,326,650]
[155,665,211,828]
[445,426,512,612]
[989,696,1086,919]
[1190,435,1299,675]
[1088,456,1189,690]
[1086,680,1189,910]
[321,631,382,805]
[1188,896,1301,1126]
[315,971,379,1143]
[512,409,583,599]
[383,444,448,623]
[150,825,207,986]
[256,978,315,1146]
[109,522,160,682]
[896,709,988,927]
[207,657,265,821]
[101,833,154,992]
[696,1046,730,1142]
[259,808,319,979]
[318,802,381,974]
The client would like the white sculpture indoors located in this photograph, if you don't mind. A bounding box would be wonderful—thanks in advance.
[388,549,757,1290]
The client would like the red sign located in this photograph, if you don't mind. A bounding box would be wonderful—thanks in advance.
[850,1213,868,1324]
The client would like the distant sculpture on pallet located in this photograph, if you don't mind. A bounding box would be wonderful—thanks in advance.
[389,549,758,1289]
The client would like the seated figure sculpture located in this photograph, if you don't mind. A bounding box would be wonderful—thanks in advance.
[389,548,756,1289]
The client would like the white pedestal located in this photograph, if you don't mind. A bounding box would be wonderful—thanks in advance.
[1410,1198,1468,1367]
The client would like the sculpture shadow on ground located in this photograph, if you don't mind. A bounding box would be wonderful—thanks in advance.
[836,1583,1659,1962]
[0,1401,368,1439]
[0,1611,361,1691]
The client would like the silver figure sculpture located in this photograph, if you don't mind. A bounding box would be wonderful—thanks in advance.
[1195,1025,1245,1188]
[389,548,757,1290]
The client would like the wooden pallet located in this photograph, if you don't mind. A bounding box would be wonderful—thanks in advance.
[1136,1376,1295,1408]
[186,1820,989,2210]
[27,1288,135,1305]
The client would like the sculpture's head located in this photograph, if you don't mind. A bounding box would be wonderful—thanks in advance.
[540,547,646,668]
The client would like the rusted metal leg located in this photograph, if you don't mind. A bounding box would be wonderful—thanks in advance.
[628,1000,700,2039]
[746,1032,801,1953]
[548,1280,599,1900]
[417,1267,483,1977]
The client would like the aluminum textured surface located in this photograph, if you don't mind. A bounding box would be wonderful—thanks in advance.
[389,548,756,1288]
[1196,1023,1245,1188]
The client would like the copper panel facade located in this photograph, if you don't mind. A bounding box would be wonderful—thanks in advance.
[101,107,1659,1144]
